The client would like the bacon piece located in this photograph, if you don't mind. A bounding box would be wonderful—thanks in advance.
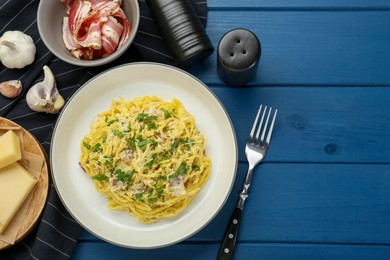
[71,50,83,59]
[170,176,186,196]
[101,36,116,56]
[113,8,131,48]
[80,47,94,59]
[101,16,123,55]
[89,0,121,6]
[92,0,121,20]
[62,17,78,51]
[77,21,102,49]
[61,0,76,14]
[92,48,103,59]
[68,0,92,35]
[102,16,123,44]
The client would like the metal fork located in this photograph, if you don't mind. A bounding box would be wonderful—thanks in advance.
[217,105,278,260]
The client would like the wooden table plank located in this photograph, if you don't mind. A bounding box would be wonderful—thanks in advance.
[233,163,390,244]
[210,86,390,163]
[191,10,390,85]
[72,242,390,260]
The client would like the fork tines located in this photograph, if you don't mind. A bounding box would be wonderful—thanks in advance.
[248,105,277,146]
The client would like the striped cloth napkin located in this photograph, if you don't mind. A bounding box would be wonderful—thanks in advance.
[0,0,208,259]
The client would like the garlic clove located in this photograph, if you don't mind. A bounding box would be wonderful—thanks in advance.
[54,95,65,111]
[0,80,22,98]
[26,65,65,114]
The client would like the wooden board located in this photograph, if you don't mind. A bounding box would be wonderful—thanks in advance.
[0,117,49,250]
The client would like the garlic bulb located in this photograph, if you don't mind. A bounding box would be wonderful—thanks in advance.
[26,66,65,114]
[0,80,22,98]
[0,31,36,69]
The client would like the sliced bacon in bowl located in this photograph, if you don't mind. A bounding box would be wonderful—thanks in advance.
[61,0,131,60]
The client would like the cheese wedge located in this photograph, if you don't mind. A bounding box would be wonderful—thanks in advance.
[0,130,22,169]
[0,162,37,234]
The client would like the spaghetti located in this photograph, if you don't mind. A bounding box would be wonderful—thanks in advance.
[79,96,211,223]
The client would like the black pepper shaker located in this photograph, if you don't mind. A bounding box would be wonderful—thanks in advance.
[217,28,261,87]
[146,0,214,69]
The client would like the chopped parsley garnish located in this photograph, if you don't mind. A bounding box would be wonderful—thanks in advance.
[101,134,107,142]
[148,197,157,204]
[169,162,189,179]
[137,113,158,129]
[137,179,168,204]
[93,143,102,153]
[171,139,187,154]
[92,174,108,181]
[153,182,166,200]
[136,136,158,151]
[145,153,158,168]
[125,136,158,152]
[106,117,119,126]
[83,142,91,150]
[159,153,171,162]
[126,137,137,151]
[146,187,161,205]
[114,169,136,183]
[122,125,131,133]
[163,109,171,119]
[148,188,154,197]
[103,156,113,166]
[137,139,148,148]
[192,165,201,171]
[145,121,157,129]
[112,129,124,138]
[136,113,156,121]
[145,152,171,169]
[134,193,143,201]
[157,175,167,181]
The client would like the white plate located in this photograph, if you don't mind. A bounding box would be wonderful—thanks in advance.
[51,62,237,249]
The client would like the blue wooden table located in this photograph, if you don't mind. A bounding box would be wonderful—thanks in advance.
[69,0,390,259]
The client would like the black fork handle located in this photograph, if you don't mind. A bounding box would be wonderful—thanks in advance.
[216,207,243,260]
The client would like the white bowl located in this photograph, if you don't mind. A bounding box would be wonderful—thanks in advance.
[37,0,139,67]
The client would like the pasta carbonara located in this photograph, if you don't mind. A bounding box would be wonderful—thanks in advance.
[79,96,211,223]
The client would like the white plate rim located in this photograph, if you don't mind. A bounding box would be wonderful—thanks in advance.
[50,62,238,249]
